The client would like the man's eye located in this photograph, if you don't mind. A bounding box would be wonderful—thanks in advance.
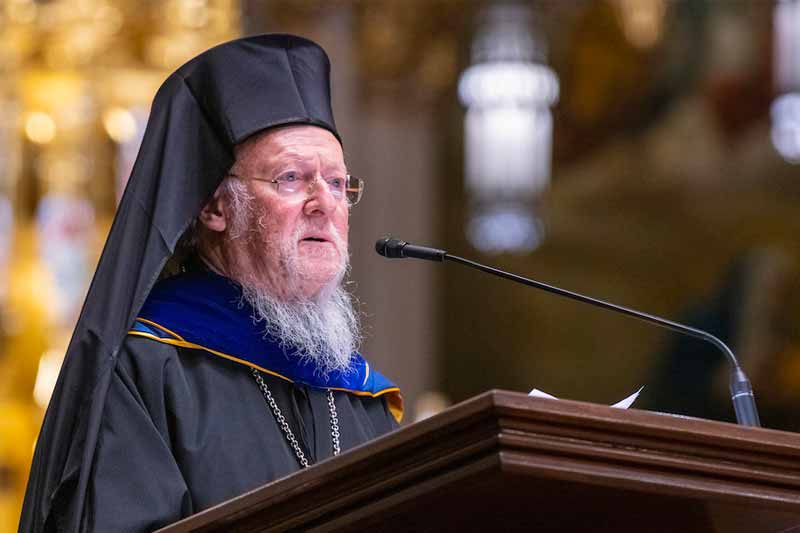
[279,172,299,183]
[328,177,345,189]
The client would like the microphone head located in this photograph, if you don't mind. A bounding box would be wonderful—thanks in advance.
[375,237,390,256]
[375,237,406,258]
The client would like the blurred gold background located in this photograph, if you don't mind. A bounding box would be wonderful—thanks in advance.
[2,1,800,530]
[0,0,238,528]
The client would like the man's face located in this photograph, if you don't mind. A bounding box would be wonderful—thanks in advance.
[224,125,349,301]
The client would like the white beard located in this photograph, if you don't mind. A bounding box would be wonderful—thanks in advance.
[236,211,360,377]
[219,177,361,377]
[240,280,360,378]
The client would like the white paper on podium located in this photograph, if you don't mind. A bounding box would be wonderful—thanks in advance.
[528,386,644,409]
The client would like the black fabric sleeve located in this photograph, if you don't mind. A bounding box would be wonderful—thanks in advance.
[82,339,192,532]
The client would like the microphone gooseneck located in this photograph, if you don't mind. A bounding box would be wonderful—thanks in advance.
[375,237,761,427]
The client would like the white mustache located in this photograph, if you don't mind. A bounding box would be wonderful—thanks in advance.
[289,222,347,272]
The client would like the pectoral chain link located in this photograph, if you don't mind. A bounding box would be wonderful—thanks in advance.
[251,368,341,468]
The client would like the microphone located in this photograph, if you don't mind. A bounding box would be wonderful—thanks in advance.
[375,237,761,427]
[375,237,446,261]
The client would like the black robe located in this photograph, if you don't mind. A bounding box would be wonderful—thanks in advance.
[79,335,397,532]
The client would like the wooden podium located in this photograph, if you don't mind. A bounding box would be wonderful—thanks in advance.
[158,391,800,532]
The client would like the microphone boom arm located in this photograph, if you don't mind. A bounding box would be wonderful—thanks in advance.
[375,236,761,427]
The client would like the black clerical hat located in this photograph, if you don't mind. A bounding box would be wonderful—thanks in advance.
[20,34,339,533]
[178,33,340,144]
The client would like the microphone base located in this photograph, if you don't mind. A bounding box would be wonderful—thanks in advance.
[730,368,761,427]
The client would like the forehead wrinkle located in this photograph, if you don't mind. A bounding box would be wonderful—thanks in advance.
[266,146,346,175]
[235,127,345,175]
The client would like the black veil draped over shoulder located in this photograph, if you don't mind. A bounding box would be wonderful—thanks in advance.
[20,34,340,533]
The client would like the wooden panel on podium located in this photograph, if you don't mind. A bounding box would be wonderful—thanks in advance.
[158,390,800,533]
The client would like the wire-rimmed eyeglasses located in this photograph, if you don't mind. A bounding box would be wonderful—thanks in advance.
[227,171,365,206]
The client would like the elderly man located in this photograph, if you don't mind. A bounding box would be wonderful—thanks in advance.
[20,35,401,533]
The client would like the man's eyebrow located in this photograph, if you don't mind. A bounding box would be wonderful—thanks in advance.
[267,152,346,171]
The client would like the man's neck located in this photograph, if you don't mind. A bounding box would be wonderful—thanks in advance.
[197,251,227,277]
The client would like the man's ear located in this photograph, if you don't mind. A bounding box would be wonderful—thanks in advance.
[198,189,227,233]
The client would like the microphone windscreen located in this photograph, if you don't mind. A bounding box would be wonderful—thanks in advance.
[375,237,406,258]
[375,237,390,257]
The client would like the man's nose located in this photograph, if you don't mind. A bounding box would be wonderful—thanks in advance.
[303,174,337,216]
